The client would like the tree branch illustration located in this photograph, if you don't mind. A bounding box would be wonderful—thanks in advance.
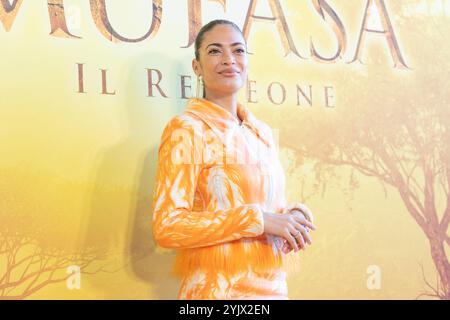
[280,10,450,299]
[0,229,118,299]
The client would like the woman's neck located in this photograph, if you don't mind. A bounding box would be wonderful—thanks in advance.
[204,93,241,123]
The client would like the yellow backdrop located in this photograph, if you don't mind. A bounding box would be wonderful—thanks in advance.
[1,0,449,299]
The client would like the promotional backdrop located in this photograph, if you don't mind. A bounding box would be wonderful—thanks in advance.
[1,0,449,299]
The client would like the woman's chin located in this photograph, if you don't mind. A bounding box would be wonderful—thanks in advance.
[212,82,244,94]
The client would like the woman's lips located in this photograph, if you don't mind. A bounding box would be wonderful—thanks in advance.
[220,71,239,77]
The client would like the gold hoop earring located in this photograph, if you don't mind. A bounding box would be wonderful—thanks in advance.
[196,75,204,98]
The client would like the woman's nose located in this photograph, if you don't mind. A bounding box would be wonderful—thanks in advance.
[221,52,236,65]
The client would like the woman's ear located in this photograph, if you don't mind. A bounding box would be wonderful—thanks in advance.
[192,58,201,77]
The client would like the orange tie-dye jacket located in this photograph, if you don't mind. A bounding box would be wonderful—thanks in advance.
[152,98,298,299]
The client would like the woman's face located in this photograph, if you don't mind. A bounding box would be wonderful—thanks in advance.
[193,24,248,97]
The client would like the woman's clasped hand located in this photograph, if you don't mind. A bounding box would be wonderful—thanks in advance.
[263,203,316,254]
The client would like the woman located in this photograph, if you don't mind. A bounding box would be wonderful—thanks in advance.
[152,19,316,300]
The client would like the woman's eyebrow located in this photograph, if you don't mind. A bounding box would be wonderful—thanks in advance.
[205,42,245,49]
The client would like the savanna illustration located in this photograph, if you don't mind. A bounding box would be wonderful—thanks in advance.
[1,0,449,299]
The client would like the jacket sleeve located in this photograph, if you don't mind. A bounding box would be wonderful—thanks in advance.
[151,116,265,249]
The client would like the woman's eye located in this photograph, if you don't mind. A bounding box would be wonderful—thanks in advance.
[236,48,245,54]
[209,49,220,54]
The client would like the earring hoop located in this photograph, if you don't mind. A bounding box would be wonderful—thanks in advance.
[196,75,204,98]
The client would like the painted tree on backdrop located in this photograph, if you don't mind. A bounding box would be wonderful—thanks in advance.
[281,1,450,299]
[0,168,123,299]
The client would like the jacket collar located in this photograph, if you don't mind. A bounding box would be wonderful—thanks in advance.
[185,98,271,147]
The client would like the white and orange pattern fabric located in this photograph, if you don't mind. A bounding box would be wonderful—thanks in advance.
[152,97,298,299]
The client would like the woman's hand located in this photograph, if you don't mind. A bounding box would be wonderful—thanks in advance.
[263,208,316,253]
[280,204,316,253]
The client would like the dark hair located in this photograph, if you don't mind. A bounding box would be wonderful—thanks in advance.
[194,19,246,61]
